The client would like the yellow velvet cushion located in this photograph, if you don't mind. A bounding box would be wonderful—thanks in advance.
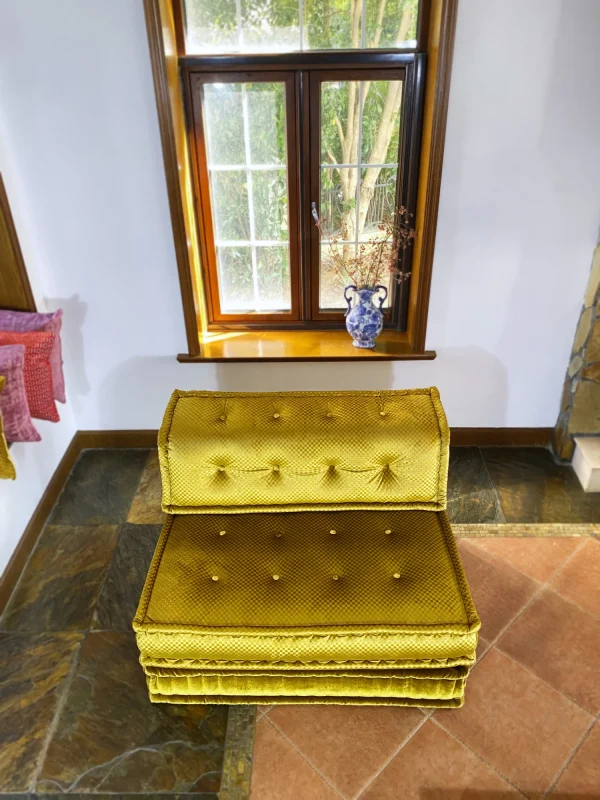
[148,693,464,708]
[0,377,16,481]
[145,665,468,703]
[158,389,449,514]
[134,510,480,665]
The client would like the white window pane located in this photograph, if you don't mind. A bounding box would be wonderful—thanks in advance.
[319,78,402,312]
[203,85,245,165]
[247,84,287,164]
[257,247,291,310]
[365,0,418,48]
[185,0,239,53]
[253,170,288,241]
[241,0,301,52]
[210,170,249,241]
[203,81,292,314]
[320,242,349,310]
[218,246,255,311]
[184,0,419,53]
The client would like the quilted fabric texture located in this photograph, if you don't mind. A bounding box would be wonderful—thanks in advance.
[136,388,479,706]
[146,666,468,702]
[149,694,464,708]
[158,389,449,514]
[134,510,480,704]
[0,331,59,422]
[0,309,65,402]
[0,377,16,480]
[0,345,40,443]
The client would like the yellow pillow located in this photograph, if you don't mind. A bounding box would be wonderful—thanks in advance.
[158,388,450,514]
[0,376,16,480]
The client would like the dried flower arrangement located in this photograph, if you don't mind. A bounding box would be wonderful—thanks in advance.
[315,206,416,290]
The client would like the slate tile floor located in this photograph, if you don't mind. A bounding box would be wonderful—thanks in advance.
[1,446,599,799]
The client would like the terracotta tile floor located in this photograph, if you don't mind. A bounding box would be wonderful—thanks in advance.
[251,537,600,800]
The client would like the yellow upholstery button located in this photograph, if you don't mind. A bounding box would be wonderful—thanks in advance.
[219,415,226,421]
[273,412,280,419]
[385,529,392,535]
[273,466,280,473]
[329,529,336,535]
[332,574,339,580]
[393,573,401,579]
[211,575,219,581]
[219,530,226,536]
[380,411,387,417]
[218,467,225,473]
[275,532,282,538]
[326,412,333,418]
[273,574,280,580]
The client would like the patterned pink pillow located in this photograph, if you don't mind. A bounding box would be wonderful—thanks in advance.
[0,331,59,422]
[0,309,65,403]
[0,345,41,442]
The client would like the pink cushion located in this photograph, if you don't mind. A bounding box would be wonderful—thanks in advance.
[0,331,59,422]
[0,345,41,442]
[0,309,65,403]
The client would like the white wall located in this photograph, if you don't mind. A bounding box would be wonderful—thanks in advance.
[0,127,78,575]
[1,0,600,567]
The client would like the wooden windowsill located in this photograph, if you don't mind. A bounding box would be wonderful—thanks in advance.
[178,329,436,362]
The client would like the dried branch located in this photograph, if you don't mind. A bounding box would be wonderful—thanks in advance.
[315,207,415,289]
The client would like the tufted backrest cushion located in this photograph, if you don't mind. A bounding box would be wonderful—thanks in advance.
[159,388,449,514]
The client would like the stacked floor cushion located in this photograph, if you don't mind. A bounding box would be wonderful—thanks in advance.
[134,389,480,707]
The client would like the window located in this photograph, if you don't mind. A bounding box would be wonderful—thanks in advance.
[181,0,425,330]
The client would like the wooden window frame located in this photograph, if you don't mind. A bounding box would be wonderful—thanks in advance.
[143,0,459,360]
[183,54,425,331]
[307,61,424,327]
[186,70,302,324]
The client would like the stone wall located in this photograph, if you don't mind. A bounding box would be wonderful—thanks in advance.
[554,243,600,460]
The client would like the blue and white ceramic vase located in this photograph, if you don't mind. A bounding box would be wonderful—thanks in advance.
[344,284,388,349]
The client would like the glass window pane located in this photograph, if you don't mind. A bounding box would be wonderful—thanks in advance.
[202,81,292,314]
[257,246,291,309]
[184,0,418,53]
[318,78,402,312]
[247,83,287,164]
[319,165,358,241]
[365,0,418,49]
[253,170,288,241]
[210,170,250,241]
[203,85,245,165]
[320,242,351,310]
[241,0,301,53]
[185,0,239,54]
[218,246,255,311]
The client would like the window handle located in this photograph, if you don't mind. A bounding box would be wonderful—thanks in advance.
[311,202,320,224]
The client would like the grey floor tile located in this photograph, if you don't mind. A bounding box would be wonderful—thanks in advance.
[48,449,149,526]
[92,524,162,631]
[36,632,228,795]
[0,632,82,792]
[447,447,505,523]
[1,526,118,632]
[482,446,600,523]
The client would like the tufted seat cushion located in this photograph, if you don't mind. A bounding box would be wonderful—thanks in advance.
[158,389,449,514]
[134,509,480,705]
